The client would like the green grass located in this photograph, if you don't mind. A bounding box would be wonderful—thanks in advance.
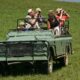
[0,0,80,80]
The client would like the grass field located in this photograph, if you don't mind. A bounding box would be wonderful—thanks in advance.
[0,0,80,80]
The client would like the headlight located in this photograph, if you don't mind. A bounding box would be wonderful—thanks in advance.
[34,42,47,52]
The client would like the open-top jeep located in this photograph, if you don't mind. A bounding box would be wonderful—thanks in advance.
[0,18,72,73]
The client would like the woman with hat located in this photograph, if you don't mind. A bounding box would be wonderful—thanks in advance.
[47,10,60,36]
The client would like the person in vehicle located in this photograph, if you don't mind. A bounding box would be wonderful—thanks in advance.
[60,10,70,27]
[55,8,62,21]
[18,22,25,30]
[25,9,40,29]
[47,10,60,36]
[55,8,70,27]
[35,8,47,27]
[55,8,70,34]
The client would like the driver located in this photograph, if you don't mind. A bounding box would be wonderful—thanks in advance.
[25,9,40,29]
[18,22,25,30]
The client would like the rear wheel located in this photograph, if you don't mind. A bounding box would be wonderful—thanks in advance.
[59,53,68,66]
[63,53,68,66]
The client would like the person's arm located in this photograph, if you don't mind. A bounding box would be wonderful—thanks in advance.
[59,11,63,20]
[30,19,37,26]
[30,13,39,26]
[47,21,51,29]
[65,11,70,18]
[59,11,66,21]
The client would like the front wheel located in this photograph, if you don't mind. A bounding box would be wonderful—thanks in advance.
[47,53,53,74]
[47,60,53,74]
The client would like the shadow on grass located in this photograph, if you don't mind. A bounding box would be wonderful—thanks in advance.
[0,61,64,76]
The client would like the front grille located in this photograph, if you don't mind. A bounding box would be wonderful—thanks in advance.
[6,41,48,57]
[34,42,47,52]
[7,43,33,57]
[0,43,6,56]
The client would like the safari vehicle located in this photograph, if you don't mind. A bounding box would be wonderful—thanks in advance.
[0,18,72,74]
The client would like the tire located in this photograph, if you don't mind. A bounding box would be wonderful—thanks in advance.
[47,60,53,74]
[63,53,68,66]
[47,54,53,74]
[58,54,68,66]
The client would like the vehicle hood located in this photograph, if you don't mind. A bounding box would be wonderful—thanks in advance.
[7,30,54,42]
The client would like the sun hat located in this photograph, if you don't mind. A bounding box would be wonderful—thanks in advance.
[48,10,54,14]
[28,9,33,13]
[36,8,41,12]
[56,8,62,13]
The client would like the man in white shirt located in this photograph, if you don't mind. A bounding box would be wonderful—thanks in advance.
[25,9,40,29]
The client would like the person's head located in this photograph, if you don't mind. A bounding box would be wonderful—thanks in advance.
[28,9,35,17]
[62,10,67,15]
[48,10,54,17]
[56,8,62,14]
[36,8,42,14]
[18,22,25,29]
